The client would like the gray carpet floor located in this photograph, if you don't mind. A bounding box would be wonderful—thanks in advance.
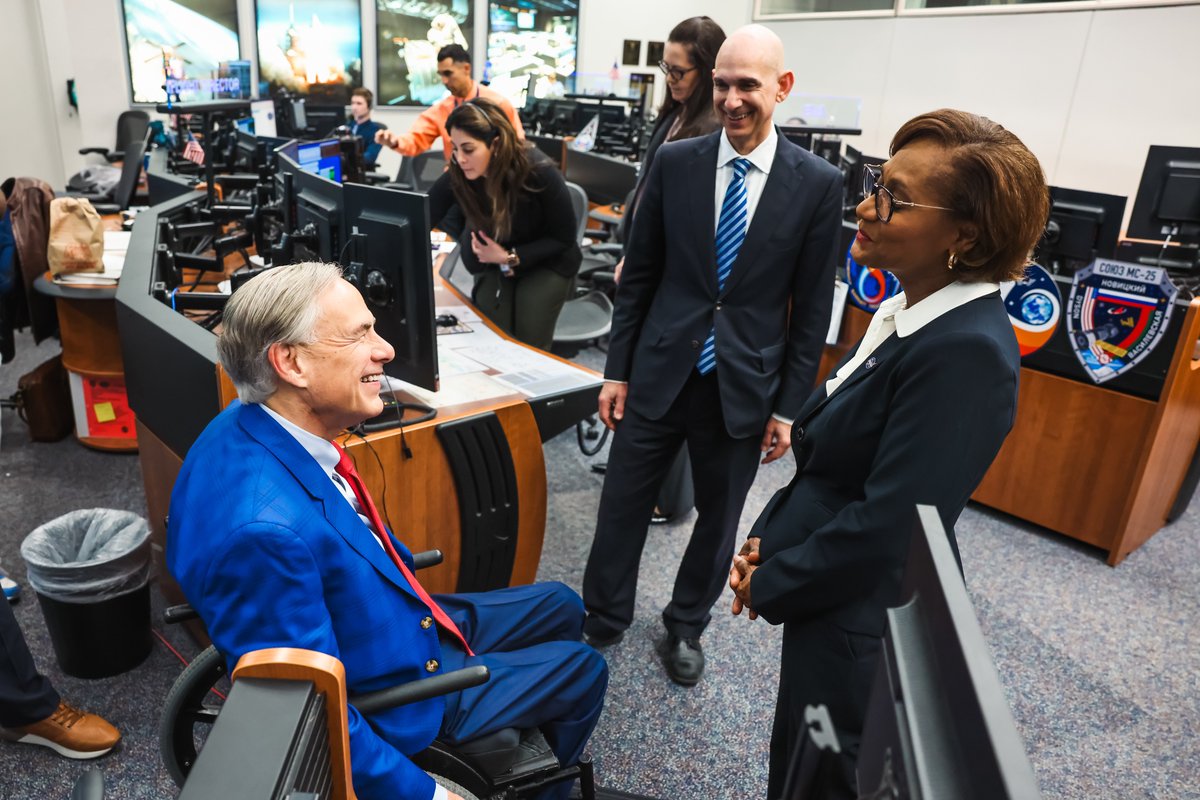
[0,328,1197,799]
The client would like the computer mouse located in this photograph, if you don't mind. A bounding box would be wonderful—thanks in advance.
[436,313,459,327]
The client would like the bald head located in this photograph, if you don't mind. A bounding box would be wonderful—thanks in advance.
[717,24,785,78]
[712,25,793,155]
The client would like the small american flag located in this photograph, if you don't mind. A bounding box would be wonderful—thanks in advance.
[183,136,205,165]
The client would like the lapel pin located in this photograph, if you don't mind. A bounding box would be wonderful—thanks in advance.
[865,357,878,370]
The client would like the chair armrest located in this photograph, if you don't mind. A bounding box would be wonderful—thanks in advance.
[78,147,109,157]
[412,549,443,570]
[586,243,623,256]
[90,202,121,215]
[104,151,125,163]
[164,604,200,624]
[350,665,490,714]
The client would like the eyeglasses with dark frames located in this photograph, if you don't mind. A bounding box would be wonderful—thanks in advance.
[862,164,954,224]
[658,60,698,82]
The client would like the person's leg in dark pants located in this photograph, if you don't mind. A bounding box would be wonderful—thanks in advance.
[0,597,58,728]
[662,372,762,640]
[582,383,692,641]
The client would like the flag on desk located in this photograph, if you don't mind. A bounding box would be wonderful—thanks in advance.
[183,135,205,166]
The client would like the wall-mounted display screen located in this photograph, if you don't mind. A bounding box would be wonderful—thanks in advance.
[255,0,362,104]
[486,0,578,109]
[376,0,474,107]
[121,0,241,105]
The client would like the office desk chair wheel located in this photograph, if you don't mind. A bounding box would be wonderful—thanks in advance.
[576,415,610,457]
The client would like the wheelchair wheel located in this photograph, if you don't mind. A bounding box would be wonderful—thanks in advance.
[160,644,227,787]
[576,415,610,457]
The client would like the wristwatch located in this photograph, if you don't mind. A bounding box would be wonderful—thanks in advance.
[506,249,520,270]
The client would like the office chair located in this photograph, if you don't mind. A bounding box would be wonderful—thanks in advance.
[553,182,614,348]
[78,110,150,164]
[159,550,596,800]
[384,149,446,193]
[62,138,146,215]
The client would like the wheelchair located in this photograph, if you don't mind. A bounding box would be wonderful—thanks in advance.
[159,549,597,800]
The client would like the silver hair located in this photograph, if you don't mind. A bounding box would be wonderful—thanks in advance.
[216,262,343,404]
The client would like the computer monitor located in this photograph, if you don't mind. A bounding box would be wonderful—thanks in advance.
[1125,145,1200,268]
[855,505,1041,800]
[295,139,344,183]
[250,99,277,137]
[341,184,438,392]
[292,169,344,262]
[234,117,254,134]
[563,149,638,206]
[1034,187,1126,275]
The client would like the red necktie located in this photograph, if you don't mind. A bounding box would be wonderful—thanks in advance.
[334,445,473,655]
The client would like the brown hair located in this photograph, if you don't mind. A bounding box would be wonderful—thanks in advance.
[890,108,1049,283]
[444,98,533,242]
[351,87,373,108]
[657,16,726,141]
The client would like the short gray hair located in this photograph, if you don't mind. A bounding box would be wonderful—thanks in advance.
[217,262,344,404]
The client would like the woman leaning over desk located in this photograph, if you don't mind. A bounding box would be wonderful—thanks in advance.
[728,108,1050,799]
[428,99,581,350]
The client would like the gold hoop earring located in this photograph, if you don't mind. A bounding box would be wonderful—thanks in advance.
[947,252,958,271]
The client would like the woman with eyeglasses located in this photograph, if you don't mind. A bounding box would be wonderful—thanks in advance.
[728,109,1049,798]
[427,99,581,350]
[618,16,726,265]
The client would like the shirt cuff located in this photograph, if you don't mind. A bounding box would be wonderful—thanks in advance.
[771,412,794,425]
[604,379,628,385]
[432,783,449,800]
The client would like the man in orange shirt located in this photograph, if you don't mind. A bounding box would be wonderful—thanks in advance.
[376,44,525,163]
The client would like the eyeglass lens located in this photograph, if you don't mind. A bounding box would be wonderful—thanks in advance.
[863,166,893,222]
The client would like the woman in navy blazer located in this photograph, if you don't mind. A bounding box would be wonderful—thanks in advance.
[728,109,1050,798]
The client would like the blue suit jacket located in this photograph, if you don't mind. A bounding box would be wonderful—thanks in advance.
[168,402,445,800]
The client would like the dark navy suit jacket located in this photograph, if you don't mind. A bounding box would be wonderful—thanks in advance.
[168,402,449,800]
[605,130,843,437]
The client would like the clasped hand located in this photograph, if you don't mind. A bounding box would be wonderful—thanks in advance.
[470,230,509,265]
[730,537,760,619]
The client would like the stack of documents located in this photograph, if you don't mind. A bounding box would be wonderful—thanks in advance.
[53,230,130,286]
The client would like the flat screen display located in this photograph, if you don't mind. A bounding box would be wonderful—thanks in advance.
[255,0,362,104]
[121,0,241,105]
[486,1,578,108]
[376,0,475,107]
[296,139,343,183]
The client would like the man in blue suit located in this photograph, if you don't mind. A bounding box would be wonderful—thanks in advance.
[168,262,606,800]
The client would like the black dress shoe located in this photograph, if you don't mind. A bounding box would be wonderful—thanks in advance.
[582,627,625,648]
[660,634,704,686]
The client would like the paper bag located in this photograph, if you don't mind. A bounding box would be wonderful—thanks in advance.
[47,197,104,275]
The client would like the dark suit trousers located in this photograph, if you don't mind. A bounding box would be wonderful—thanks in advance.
[437,582,608,800]
[0,598,59,728]
[583,370,764,640]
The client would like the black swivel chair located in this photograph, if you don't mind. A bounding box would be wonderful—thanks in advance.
[63,138,146,215]
[78,110,150,164]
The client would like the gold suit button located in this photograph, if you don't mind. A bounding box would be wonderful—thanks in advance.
[425,659,439,673]
[420,616,433,629]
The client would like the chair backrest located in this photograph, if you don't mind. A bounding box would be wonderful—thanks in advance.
[115,110,150,153]
[111,139,145,209]
[411,150,447,193]
[563,181,588,243]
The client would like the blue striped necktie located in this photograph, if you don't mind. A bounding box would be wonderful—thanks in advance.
[697,157,751,375]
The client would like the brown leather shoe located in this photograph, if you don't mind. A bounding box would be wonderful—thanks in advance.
[1,701,120,759]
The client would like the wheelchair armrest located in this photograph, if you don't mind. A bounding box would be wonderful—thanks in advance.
[412,549,443,570]
[351,665,489,714]
[164,604,200,624]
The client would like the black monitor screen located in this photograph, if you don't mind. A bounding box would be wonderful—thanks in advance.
[1034,187,1126,275]
[292,169,343,262]
[856,506,1041,800]
[564,149,638,206]
[341,184,438,392]
[1127,145,1200,246]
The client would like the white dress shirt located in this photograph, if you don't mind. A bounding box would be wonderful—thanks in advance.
[714,127,777,230]
[257,405,448,800]
[825,280,1001,396]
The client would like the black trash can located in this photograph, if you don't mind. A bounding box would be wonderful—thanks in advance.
[21,509,152,679]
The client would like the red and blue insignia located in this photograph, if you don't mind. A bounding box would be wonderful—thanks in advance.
[1001,263,1061,357]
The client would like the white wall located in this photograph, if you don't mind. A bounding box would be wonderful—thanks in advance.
[766,4,1200,230]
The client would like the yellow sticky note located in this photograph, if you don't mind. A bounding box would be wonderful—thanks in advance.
[93,402,116,423]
